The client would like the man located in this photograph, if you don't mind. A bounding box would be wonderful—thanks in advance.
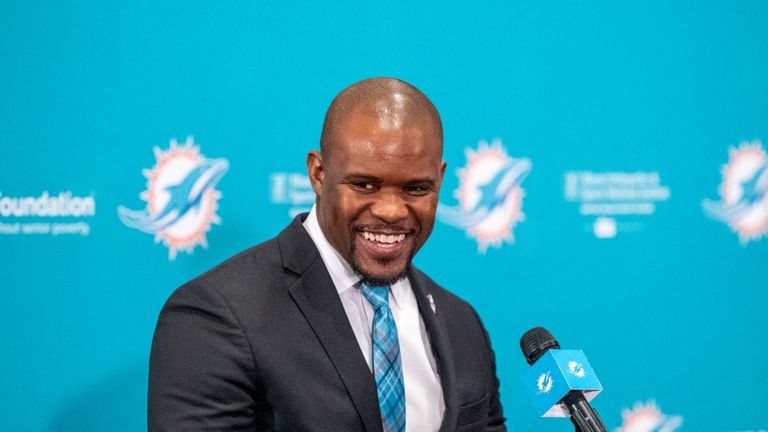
[148,78,506,431]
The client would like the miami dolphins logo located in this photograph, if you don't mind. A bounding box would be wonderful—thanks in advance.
[702,140,768,243]
[536,372,553,394]
[438,139,531,252]
[567,361,586,378]
[118,136,229,260]
[615,400,682,432]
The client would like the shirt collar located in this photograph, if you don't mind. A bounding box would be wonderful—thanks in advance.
[302,205,403,309]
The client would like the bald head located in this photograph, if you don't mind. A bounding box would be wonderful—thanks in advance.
[320,78,443,159]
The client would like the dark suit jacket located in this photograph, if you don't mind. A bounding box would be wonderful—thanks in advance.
[148,214,506,431]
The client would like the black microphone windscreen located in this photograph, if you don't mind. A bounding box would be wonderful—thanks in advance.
[520,327,561,365]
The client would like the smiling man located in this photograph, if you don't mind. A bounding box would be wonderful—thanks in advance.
[148,78,506,432]
[309,80,445,287]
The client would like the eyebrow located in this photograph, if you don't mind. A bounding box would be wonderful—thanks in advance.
[404,178,438,186]
[341,174,437,186]
[341,174,379,182]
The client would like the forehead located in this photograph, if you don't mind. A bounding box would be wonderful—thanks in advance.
[331,111,442,164]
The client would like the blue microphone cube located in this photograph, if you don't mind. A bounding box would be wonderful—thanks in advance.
[521,349,603,417]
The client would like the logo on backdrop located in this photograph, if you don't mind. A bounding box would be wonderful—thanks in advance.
[0,191,95,236]
[615,400,682,432]
[118,136,229,260]
[536,371,554,394]
[702,139,768,243]
[567,361,586,378]
[438,139,531,252]
[564,171,671,239]
[270,172,315,218]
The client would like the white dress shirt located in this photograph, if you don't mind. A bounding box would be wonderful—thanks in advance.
[303,206,445,432]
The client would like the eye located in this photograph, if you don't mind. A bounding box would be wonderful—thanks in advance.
[405,185,432,195]
[350,181,375,191]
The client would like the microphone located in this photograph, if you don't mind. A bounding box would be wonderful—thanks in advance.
[519,327,608,432]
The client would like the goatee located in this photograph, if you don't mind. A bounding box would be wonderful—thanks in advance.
[348,240,414,287]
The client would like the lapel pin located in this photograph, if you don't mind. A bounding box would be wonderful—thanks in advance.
[427,293,437,315]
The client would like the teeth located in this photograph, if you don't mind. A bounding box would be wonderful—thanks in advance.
[361,231,406,244]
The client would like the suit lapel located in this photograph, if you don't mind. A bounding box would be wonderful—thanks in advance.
[409,269,459,432]
[279,216,382,432]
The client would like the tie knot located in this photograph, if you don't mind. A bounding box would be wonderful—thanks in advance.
[360,283,390,310]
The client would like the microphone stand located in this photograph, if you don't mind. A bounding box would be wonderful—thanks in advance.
[562,392,608,432]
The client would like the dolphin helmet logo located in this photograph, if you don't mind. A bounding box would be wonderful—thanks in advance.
[118,136,229,259]
[438,139,530,252]
[702,140,768,243]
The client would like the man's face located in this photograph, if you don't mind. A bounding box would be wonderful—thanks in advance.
[308,111,446,286]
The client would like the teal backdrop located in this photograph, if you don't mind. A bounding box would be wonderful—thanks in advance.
[2,1,767,431]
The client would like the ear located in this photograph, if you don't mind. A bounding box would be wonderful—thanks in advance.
[437,160,447,190]
[306,150,325,196]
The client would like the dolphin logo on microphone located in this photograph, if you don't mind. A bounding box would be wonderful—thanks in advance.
[536,372,554,394]
[568,361,586,378]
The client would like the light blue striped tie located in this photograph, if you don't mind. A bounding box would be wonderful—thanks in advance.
[360,283,406,432]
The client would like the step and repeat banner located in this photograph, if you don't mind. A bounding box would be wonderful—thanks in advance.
[2,2,767,431]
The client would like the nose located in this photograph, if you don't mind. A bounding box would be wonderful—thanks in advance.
[369,190,409,224]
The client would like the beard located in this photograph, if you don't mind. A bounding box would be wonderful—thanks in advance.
[348,235,416,287]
